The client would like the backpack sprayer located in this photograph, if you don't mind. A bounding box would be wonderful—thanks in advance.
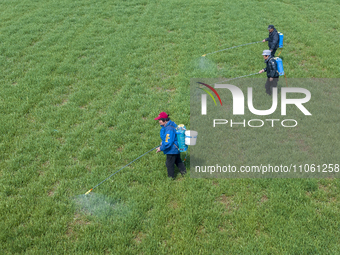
[275,31,288,85]
[176,124,198,162]
[275,57,284,76]
[277,31,284,57]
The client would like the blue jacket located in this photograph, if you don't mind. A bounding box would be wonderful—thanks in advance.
[159,120,180,154]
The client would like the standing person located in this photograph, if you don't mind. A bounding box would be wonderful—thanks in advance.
[262,25,279,57]
[155,112,186,179]
[259,50,279,96]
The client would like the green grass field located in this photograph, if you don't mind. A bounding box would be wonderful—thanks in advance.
[1,0,340,254]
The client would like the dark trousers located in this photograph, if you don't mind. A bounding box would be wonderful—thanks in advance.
[271,48,278,57]
[265,78,279,95]
[166,154,186,178]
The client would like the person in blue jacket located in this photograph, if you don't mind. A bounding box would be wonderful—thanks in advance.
[155,112,186,179]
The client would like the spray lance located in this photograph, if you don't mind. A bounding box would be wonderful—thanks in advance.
[84,129,199,195]
[201,31,284,57]
[218,53,285,82]
[219,72,261,82]
[85,145,159,195]
[202,41,263,57]
[218,63,285,83]
[200,41,266,82]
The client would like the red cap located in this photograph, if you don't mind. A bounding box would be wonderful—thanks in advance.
[154,112,168,120]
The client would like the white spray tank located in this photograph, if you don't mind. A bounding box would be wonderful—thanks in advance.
[176,125,198,151]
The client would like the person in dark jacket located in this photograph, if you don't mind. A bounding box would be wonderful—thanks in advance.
[262,25,279,57]
[155,112,186,179]
[259,50,279,95]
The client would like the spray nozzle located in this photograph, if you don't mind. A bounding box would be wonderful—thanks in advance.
[85,189,93,195]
